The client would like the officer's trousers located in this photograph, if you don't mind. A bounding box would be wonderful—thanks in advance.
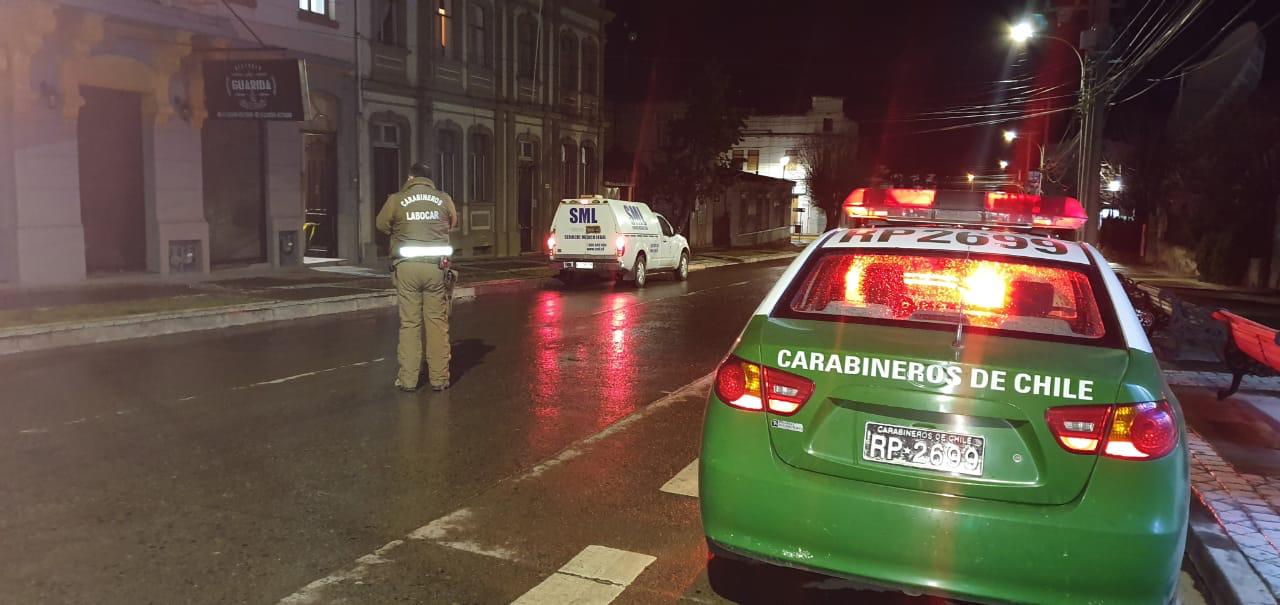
[393,260,450,388]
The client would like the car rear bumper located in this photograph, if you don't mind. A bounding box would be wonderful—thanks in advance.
[551,256,624,272]
[700,403,1188,605]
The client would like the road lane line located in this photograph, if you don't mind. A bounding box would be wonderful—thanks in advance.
[233,357,386,390]
[514,374,712,482]
[659,459,699,497]
[512,546,656,605]
[276,374,712,605]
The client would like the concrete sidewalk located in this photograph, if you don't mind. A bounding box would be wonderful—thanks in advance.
[0,246,799,355]
[1171,373,1280,604]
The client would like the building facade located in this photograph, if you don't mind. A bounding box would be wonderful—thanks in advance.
[355,0,610,262]
[0,0,362,285]
[730,96,858,235]
[0,0,609,286]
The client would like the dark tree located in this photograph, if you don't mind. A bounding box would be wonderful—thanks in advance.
[638,65,746,233]
[1180,93,1280,283]
[799,137,863,230]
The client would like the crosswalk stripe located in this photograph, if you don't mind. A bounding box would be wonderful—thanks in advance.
[512,545,656,605]
[660,459,699,497]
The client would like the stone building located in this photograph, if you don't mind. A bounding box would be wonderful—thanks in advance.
[0,0,610,285]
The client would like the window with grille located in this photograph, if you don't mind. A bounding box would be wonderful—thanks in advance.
[469,131,492,202]
[559,32,578,92]
[374,0,403,46]
[437,0,457,58]
[581,39,599,95]
[561,142,578,197]
[437,130,459,197]
[469,4,489,67]
[299,0,328,15]
[517,15,537,78]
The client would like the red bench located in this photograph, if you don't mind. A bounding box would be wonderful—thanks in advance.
[1211,309,1280,399]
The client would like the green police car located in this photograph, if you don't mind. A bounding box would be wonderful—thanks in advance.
[700,205,1188,604]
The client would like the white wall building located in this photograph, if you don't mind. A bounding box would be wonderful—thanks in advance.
[730,96,858,235]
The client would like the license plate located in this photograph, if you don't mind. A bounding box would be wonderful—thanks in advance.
[934,209,984,223]
[862,421,984,476]
[575,262,594,269]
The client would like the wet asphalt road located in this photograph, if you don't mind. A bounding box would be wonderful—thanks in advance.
[0,260,1208,605]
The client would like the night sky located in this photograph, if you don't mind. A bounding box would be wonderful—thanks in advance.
[604,0,1280,179]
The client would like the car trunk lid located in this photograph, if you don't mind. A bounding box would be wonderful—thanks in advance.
[761,318,1128,505]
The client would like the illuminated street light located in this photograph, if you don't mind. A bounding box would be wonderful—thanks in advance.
[779,155,790,166]
[998,160,1009,170]
[1009,21,1035,44]
[966,173,975,182]
[1107,179,1122,193]
[1002,130,1017,143]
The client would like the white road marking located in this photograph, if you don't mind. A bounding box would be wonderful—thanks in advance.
[660,459,699,497]
[17,428,47,435]
[406,508,518,561]
[512,545,656,605]
[234,358,386,390]
[515,374,712,482]
[276,374,712,605]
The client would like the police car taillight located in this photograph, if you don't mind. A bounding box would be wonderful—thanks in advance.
[1046,401,1176,459]
[714,356,815,416]
[547,232,556,259]
[615,235,626,258]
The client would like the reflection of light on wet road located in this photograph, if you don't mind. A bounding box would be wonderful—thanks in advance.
[600,293,640,424]
[531,291,563,417]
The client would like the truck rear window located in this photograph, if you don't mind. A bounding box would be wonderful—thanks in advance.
[787,252,1106,340]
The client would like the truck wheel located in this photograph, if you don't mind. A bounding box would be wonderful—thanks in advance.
[675,251,689,281]
[631,255,647,288]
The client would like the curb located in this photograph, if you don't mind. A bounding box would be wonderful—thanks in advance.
[0,251,798,356]
[1186,496,1275,605]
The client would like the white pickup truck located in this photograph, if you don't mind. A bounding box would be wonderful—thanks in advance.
[546,196,690,288]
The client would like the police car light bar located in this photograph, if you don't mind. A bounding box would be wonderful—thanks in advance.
[843,188,1086,232]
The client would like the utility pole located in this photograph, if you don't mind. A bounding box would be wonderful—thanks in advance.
[1078,0,1112,244]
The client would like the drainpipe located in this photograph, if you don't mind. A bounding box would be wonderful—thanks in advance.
[353,0,365,263]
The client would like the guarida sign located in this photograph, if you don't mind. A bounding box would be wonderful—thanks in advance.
[203,59,310,120]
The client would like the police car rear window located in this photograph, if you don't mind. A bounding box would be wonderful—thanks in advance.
[787,252,1106,340]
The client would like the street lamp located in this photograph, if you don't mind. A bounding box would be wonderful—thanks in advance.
[1107,179,1122,193]
[1009,19,1101,242]
[998,160,1009,171]
[966,173,975,182]
[1009,21,1035,44]
[1002,129,1017,143]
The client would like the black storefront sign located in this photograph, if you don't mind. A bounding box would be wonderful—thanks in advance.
[204,59,310,121]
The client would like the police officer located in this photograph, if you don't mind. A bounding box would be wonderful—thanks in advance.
[376,162,458,392]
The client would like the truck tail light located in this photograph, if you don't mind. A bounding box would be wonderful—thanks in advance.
[714,356,815,415]
[615,235,626,258]
[547,232,556,259]
[1046,401,1177,459]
